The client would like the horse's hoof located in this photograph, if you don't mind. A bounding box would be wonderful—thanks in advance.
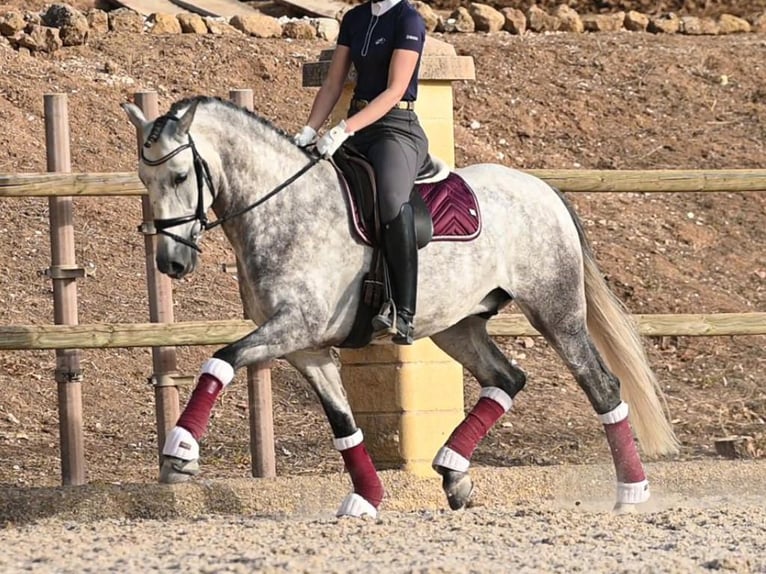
[438,468,474,511]
[159,456,200,484]
[612,502,638,515]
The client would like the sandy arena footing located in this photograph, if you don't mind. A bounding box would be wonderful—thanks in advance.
[2,460,765,573]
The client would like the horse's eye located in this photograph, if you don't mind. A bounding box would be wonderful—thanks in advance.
[174,173,188,185]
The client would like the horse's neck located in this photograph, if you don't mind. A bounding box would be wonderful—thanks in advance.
[206,116,308,213]
[211,127,346,260]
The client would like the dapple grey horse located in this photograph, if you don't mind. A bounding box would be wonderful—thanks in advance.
[123,96,678,518]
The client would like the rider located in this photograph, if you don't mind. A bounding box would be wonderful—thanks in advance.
[293,0,428,345]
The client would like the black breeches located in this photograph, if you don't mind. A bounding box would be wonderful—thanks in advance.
[347,109,429,223]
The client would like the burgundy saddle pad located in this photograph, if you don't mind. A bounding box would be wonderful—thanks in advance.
[342,171,482,246]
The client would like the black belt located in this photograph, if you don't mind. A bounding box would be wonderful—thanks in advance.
[351,99,415,112]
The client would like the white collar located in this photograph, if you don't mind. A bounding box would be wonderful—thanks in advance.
[371,0,402,17]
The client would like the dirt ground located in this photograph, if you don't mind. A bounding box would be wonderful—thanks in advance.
[2,461,766,572]
[0,0,764,502]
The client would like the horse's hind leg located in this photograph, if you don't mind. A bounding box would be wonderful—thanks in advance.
[285,348,383,518]
[516,299,649,512]
[430,315,527,510]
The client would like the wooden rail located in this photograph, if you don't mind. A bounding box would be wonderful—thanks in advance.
[2,169,766,197]
[0,172,145,197]
[1,313,764,350]
[532,169,766,193]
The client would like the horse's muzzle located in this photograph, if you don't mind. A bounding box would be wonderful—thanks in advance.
[156,248,197,279]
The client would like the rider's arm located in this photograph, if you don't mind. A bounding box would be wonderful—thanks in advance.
[305,45,353,132]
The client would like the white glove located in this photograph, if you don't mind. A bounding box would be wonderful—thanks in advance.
[293,125,317,148]
[316,120,354,158]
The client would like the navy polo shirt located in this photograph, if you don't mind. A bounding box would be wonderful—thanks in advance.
[337,1,426,102]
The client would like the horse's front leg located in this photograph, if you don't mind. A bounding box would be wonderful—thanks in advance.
[285,348,383,518]
[160,307,316,485]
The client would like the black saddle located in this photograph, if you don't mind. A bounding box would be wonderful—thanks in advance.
[332,144,437,249]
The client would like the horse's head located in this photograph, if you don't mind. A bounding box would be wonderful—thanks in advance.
[122,99,216,279]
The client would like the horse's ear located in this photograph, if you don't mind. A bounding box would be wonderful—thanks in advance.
[121,102,148,134]
[175,100,199,139]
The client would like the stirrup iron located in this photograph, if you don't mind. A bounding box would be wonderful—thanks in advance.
[372,299,397,334]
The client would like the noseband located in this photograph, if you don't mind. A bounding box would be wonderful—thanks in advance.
[140,114,320,253]
[141,116,214,252]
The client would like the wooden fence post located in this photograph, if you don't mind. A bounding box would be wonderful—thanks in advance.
[44,93,85,486]
[229,88,276,479]
[133,91,180,470]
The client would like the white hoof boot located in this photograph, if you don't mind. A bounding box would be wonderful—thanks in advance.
[613,480,650,514]
[336,493,377,519]
[160,426,200,484]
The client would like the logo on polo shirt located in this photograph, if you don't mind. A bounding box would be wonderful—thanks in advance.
[406,34,419,41]
[375,37,386,45]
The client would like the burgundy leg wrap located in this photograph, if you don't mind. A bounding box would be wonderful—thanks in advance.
[447,397,506,460]
[340,443,385,507]
[176,373,224,440]
[604,418,646,483]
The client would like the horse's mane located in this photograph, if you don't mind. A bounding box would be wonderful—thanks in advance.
[167,95,296,145]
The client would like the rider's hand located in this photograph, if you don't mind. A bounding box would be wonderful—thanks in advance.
[316,120,353,158]
[293,125,317,148]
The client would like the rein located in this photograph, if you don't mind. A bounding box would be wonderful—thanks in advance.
[141,115,320,252]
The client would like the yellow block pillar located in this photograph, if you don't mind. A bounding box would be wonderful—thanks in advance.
[302,38,475,475]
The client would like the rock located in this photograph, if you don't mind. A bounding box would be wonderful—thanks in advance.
[717,14,751,34]
[444,7,474,33]
[624,11,649,32]
[86,9,108,36]
[469,3,505,33]
[751,12,766,33]
[0,10,26,36]
[109,8,143,33]
[411,1,438,33]
[312,17,339,42]
[42,3,89,46]
[177,13,207,34]
[526,5,559,33]
[554,5,583,33]
[16,24,62,52]
[714,436,758,459]
[520,336,535,349]
[204,17,239,36]
[582,12,625,32]
[501,7,526,35]
[229,14,281,38]
[148,13,181,35]
[24,11,41,26]
[680,17,719,35]
[282,20,314,39]
[648,14,681,34]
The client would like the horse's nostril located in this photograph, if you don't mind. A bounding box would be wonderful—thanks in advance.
[156,255,187,278]
[170,261,186,277]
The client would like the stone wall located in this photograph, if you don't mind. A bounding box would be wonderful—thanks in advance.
[0,2,764,54]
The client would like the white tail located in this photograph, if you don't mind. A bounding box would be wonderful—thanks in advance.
[583,255,679,456]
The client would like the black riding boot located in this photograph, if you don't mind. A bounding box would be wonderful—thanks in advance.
[372,203,418,345]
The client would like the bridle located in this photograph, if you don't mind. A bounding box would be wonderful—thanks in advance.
[140,114,320,253]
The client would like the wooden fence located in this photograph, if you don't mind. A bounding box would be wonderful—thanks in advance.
[1,92,765,486]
